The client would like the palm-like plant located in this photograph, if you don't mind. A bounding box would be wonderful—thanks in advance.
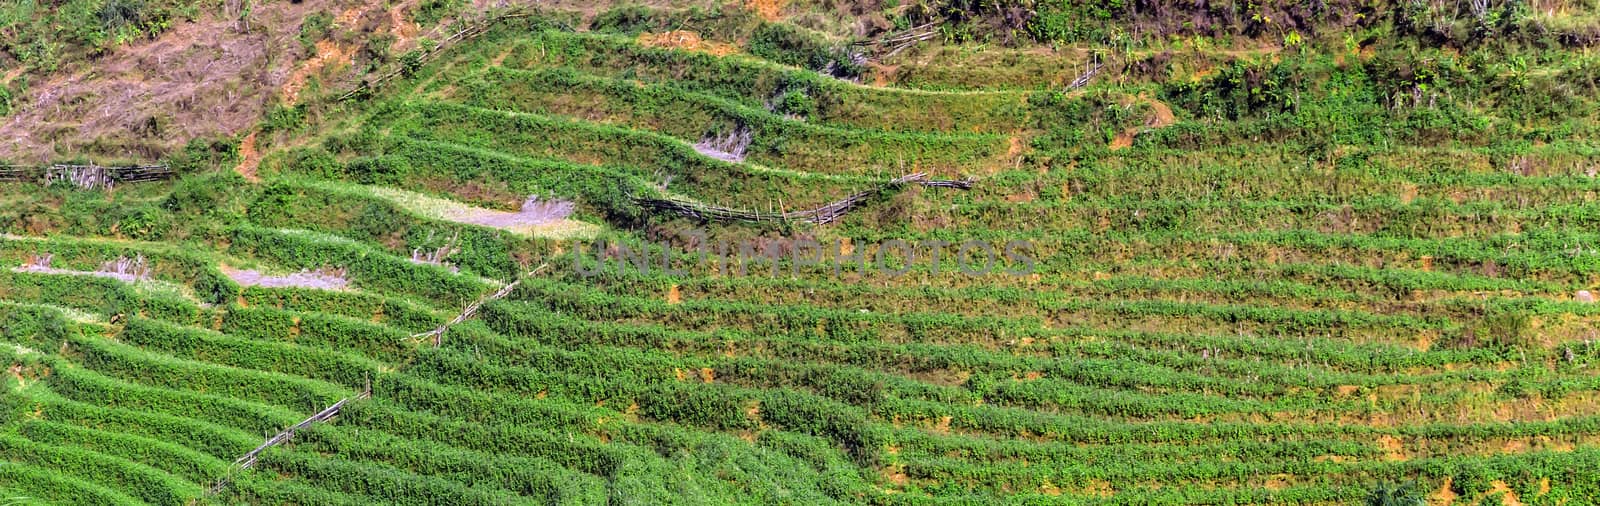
[1365,481,1426,506]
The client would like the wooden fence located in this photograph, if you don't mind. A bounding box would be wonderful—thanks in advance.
[339,8,541,102]
[207,383,372,496]
[0,164,175,189]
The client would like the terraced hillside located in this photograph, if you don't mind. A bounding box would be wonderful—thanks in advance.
[6,1,1600,504]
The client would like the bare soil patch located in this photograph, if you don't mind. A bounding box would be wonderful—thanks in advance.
[636,31,738,56]
[222,265,350,291]
[371,186,601,239]
[1108,93,1176,152]
[235,130,262,182]
[282,39,356,107]
[747,0,784,21]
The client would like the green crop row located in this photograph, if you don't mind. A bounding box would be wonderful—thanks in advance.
[7,389,258,459]
[43,351,300,435]
[462,66,1008,176]
[120,316,387,390]
[218,306,418,365]
[470,301,1580,427]
[16,419,227,486]
[239,285,443,334]
[0,460,140,505]
[396,101,857,205]
[0,432,197,505]
[502,31,1035,134]
[68,333,351,413]
[290,423,609,504]
[224,224,486,307]
[250,449,525,506]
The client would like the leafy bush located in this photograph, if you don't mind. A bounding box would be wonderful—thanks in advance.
[96,0,144,33]
[299,11,333,54]
[279,147,343,179]
[415,0,459,27]
[110,205,169,240]
[590,5,655,35]
[360,33,396,72]
[163,171,248,218]
[1164,60,1303,120]
[263,104,306,133]
[399,49,426,76]
[746,23,861,80]
[344,155,410,185]
[1364,481,1426,505]
[774,89,816,118]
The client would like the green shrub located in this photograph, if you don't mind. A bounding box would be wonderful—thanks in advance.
[110,204,169,240]
[163,172,247,217]
[280,147,343,179]
[95,0,142,30]
[399,49,426,76]
[299,11,333,54]
[590,5,655,35]
[1164,60,1303,121]
[415,0,459,27]
[1364,480,1425,506]
[263,103,306,133]
[746,23,861,80]
[344,155,409,185]
[165,136,238,174]
[774,89,815,118]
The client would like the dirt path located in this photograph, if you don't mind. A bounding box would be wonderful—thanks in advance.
[282,39,356,106]
[1109,93,1176,151]
[234,130,262,182]
[1486,480,1523,506]
[996,135,1028,173]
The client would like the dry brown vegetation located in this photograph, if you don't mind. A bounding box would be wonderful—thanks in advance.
[0,0,445,163]
[0,0,338,162]
[636,30,739,56]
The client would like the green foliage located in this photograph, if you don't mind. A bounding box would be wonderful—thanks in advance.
[746,23,861,79]
[360,32,396,72]
[0,303,74,352]
[276,146,344,179]
[0,0,184,64]
[109,204,169,240]
[163,171,249,220]
[1165,59,1303,121]
[399,49,426,76]
[414,0,460,28]
[590,5,656,35]
[299,11,334,54]
[225,224,484,307]
[456,66,1007,177]
[343,155,408,185]
[263,103,307,133]
[165,136,239,175]
[774,88,816,118]
[1365,481,1426,506]
[1467,311,1533,351]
